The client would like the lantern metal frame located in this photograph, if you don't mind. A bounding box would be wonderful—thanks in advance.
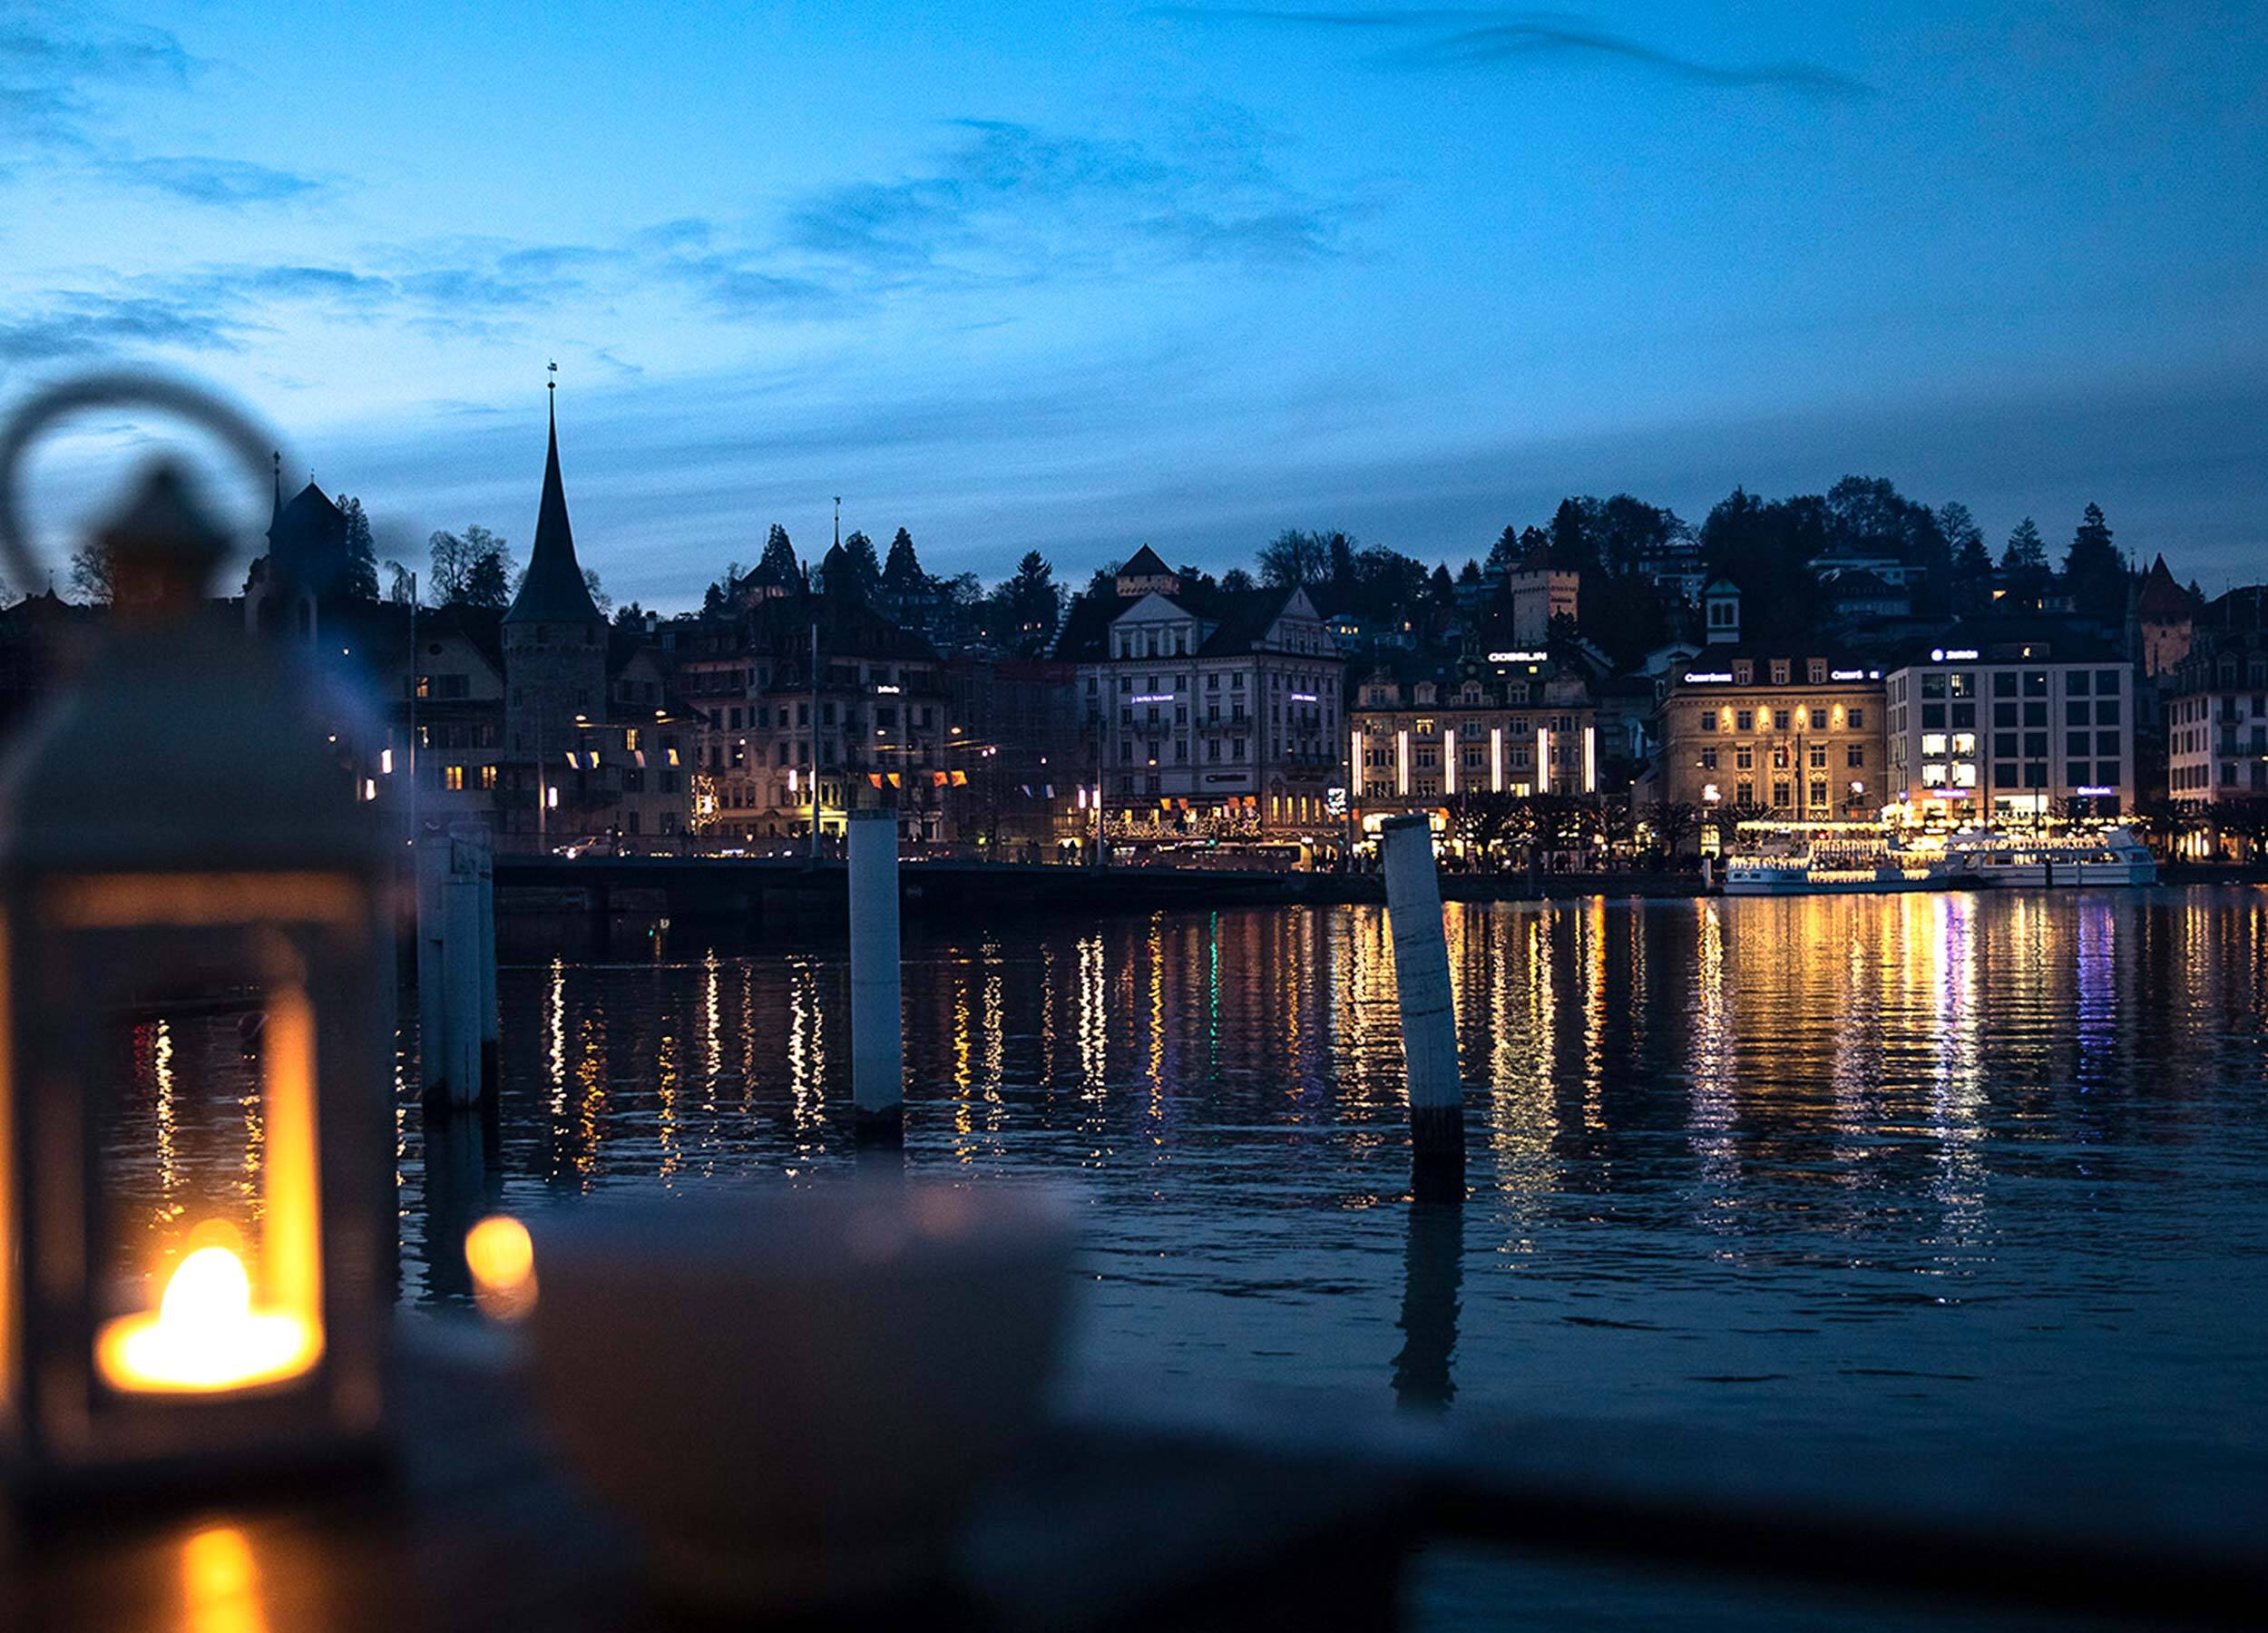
[0,376,393,1492]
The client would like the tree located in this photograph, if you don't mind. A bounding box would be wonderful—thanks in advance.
[68,543,113,604]
[999,551,1061,657]
[1485,525,1522,572]
[582,567,611,617]
[461,546,513,610]
[385,560,417,604]
[2063,502,2124,615]
[881,527,926,601]
[2000,516,2048,573]
[1220,566,1256,593]
[1457,558,1482,588]
[1257,528,1333,589]
[612,601,647,630]
[1648,801,1701,865]
[841,529,883,601]
[428,524,512,605]
[1427,562,1454,604]
[1700,487,1826,643]
[335,495,379,602]
[701,561,744,619]
[758,523,800,587]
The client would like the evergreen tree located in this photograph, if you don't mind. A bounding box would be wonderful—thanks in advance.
[1485,525,1521,572]
[2000,516,2048,573]
[701,561,743,618]
[335,495,379,602]
[582,567,611,617]
[1427,562,1455,603]
[1457,559,1482,587]
[2063,502,2124,614]
[1000,551,1061,657]
[880,527,925,600]
[758,523,800,588]
[841,529,883,601]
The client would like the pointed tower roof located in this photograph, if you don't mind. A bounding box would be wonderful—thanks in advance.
[2136,553,2193,619]
[504,383,603,626]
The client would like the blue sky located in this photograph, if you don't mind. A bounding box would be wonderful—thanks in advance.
[3,1,2262,608]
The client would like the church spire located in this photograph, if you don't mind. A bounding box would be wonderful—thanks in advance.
[503,364,603,627]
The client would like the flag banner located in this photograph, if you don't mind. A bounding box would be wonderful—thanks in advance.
[1043,784,1054,797]
[887,773,901,787]
[868,773,884,787]
[1020,785,1034,798]
[932,770,947,787]
[952,770,968,786]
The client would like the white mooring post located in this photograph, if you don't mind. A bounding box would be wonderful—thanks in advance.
[847,808,904,1147]
[1380,814,1465,1194]
[418,825,498,1110]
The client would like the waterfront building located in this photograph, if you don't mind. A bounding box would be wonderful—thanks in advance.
[1650,649,1888,822]
[2163,587,2268,806]
[1056,547,1344,841]
[679,587,949,846]
[2133,554,2197,678]
[1347,650,1600,831]
[1883,625,2135,823]
[493,393,694,851]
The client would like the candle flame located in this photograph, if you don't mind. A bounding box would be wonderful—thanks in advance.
[95,1235,321,1394]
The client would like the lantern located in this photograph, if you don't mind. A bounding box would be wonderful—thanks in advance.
[0,376,391,1488]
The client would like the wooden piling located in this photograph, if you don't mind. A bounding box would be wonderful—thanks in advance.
[415,835,449,1105]
[847,808,904,1147]
[441,856,483,1109]
[1380,814,1464,1193]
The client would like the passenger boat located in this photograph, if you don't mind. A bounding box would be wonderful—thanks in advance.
[1720,822,1963,896]
[1946,826,2156,887]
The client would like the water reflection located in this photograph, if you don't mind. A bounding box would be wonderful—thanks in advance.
[101,891,2268,1458]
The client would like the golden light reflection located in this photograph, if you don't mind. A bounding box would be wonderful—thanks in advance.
[700,948,722,1111]
[545,956,567,1119]
[181,1525,268,1633]
[1076,933,1106,1100]
[465,1214,538,1322]
[153,1017,181,1226]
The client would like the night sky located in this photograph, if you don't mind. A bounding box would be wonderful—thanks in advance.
[4,2,2263,607]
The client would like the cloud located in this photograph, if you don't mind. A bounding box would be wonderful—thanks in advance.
[100,154,326,205]
[1151,7,1873,98]
[0,7,196,152]
[0,289,241,364]
[781,114,1352,285]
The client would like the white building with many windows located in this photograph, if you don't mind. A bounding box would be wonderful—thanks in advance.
[1058,548,1344,837]
[1884,629,2134,823]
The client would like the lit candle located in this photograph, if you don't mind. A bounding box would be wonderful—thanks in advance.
[95,1236,321,1393]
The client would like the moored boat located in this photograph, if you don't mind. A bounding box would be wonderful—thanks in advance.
[1947,826,2156,887]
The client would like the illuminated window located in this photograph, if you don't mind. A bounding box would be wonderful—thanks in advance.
[444,765,466,791]
[1921,732,1948,756]
[478,766,497,790]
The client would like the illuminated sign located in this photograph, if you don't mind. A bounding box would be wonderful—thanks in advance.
[1683,670,1735,684]
[873,683,901,695]
[1290,691,1318,703]
[1829,669,1867,681]
[1130,693,1174,704]
[1486,650,1548,663]
[1325,787,1348,817]
[1930,648,1980,662]
[2075,785,2117,797]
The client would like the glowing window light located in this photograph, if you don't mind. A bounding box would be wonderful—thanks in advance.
[1491,726,1503,792]
[379,748,393,775]
[1396,728,1410,796]
[1536,728,1550,793]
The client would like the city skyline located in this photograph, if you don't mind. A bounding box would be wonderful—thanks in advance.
[4,3,2263,609]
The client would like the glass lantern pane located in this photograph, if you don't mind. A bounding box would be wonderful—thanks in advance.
[83,921,325,1396]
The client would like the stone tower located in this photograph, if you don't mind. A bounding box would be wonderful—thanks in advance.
[503,385,607,806]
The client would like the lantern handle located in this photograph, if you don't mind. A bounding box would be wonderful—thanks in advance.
[0,372,282,597]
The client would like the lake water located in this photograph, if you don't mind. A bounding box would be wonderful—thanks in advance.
[118,888,2268,1626]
